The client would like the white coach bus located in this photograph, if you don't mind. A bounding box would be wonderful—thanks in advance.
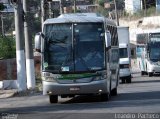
[35,13,119,103]
[136,29,160,77]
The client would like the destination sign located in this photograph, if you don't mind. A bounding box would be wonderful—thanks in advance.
[150,38,160,42]
[150,33,160,42]
[149,33,160,37]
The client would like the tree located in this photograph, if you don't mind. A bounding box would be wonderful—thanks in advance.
[98,0,105,7]
[0,3,6,11]
[116,0,124,10]
[27,0,41,34]
[0,36,16,59]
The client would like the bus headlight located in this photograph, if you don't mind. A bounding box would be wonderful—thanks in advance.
[150,61,155,65]
[43,77,57,82]
[92,76,104,81]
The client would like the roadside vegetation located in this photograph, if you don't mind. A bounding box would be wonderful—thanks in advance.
[120,7,160,20]
[0,36,16,59]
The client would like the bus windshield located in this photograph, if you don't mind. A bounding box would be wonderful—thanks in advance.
[43,23,105,73]
[149,33,160,62]
[119,48,128,58]
[149,42,160,62]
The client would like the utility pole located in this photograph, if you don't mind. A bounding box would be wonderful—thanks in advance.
[73,0,76,13]
[60,0,64,14]
[48,1,52,18]
[41,0,47,26]
[114,0,119,26]
[13,0,27,91]
[1,14,5,36]
[144,0,147,16]
[23,0,35,89]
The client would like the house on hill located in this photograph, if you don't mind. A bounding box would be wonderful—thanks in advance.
[125,0,160,14]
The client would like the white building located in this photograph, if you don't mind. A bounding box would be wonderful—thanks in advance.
[125,0,160,14]
[0,0,14,13]
[125,0,141,14]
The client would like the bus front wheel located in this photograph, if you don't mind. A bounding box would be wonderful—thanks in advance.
[111,88,117,96]
[121,79,125,84]
[100,93,110,101]
[126,75,131,83]
[141,71,145,75]
[49,95,58,103]
[148,72,153,77]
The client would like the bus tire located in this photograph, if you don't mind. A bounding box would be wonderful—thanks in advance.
[141,71,144,75]
[100,93,110,101]
[122,79,125,84]
[49,95,58,103]
[111,88,117,96]
[126,76,131,83]
[148,72,153,77]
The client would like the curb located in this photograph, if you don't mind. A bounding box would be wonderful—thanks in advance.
[0,89,42,99]
[0,81,2,89]
[0,89,18,99]
[0,80,17,90]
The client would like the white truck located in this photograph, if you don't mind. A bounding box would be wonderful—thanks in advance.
[117,26,131,83]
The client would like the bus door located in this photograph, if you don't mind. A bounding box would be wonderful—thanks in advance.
[110,47,119,87]
[136,45,146,71]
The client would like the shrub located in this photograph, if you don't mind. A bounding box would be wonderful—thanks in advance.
[0,36,16,59]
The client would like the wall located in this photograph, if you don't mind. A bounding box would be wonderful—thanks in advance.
[0,56,41,81]
[0,59,16,81]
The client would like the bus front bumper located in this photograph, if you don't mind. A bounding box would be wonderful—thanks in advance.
[43,80,108,95]
[119,68,131,78]
[148,64,160,73]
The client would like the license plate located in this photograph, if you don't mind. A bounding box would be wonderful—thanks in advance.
[70,87,80,91]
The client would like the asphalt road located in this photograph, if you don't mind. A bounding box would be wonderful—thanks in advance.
[1,73,160,119]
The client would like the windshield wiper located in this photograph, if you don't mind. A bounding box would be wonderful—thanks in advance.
[48,39,67,49]
[42,69,60,74]
[48,36,68,44]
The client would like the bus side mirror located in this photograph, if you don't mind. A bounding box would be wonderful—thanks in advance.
[34,32,42,52]
[105,31,111,48]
